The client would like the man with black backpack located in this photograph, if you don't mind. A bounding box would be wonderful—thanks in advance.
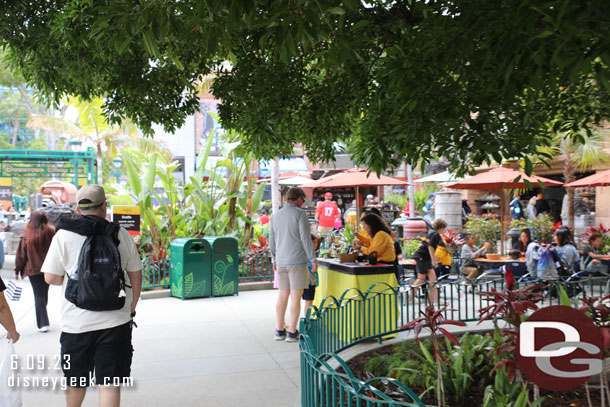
[43,185,142,407]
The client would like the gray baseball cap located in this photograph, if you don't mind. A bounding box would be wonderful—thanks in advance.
[76,184,106,209]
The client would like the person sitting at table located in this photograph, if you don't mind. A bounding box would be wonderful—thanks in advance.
[411,219,447,304]
[583,233,608,275]
[352,213,396,268]
[460,234,491,281]
[354,207,384,243]
[554,227,580,272]
[435,240,453,277]
[513,228,533,257]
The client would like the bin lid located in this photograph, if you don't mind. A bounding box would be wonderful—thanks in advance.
[204,236,238,252]
[170,238,212,253]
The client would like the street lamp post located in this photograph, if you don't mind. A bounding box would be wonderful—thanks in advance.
[69,139,82,188]
[112,158,123,184]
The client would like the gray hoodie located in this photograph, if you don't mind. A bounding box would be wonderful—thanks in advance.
[269,203,316,267]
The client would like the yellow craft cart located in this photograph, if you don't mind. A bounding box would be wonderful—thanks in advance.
[312,259,399,341]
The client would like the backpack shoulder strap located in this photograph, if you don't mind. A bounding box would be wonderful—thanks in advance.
[104,222,121,245]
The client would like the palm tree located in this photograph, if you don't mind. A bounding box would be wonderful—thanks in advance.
[26,97,128,183]
[554,131,609,231]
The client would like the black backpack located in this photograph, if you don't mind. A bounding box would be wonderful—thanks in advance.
[65,221,127,311]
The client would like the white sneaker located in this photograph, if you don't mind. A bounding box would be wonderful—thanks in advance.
[37,326,49,333]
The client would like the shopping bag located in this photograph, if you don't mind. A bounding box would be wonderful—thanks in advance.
[536,246,558,279]
[5,281,22,301]
[273,269,279,289]
[0,340,22,407]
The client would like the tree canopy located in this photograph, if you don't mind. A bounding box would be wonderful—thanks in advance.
[1,1,608,173]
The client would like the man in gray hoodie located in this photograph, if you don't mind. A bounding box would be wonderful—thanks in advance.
[270,187,317,342]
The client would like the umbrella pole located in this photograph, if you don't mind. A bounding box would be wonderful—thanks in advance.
[356,186,360,227]
[500,189,505,256]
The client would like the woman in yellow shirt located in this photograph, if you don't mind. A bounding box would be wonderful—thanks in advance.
[352,213,396,264]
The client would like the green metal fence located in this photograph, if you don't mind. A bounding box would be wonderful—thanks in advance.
[141,252,272,290]
[142,257,170,289]
[299,274,610,407]
[239,251,273,282]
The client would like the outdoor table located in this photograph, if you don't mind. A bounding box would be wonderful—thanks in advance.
[474,257,526,270]
[399,258,416,272]
[599,256,610,268]
[313,258,398,341]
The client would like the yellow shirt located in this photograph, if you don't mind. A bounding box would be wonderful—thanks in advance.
[359,231,396,263]
[435,245,452,266]
[356,230,371,246]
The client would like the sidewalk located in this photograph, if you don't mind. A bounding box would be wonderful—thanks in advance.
[0,269,300,407]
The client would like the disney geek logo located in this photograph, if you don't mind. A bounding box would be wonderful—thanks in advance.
[517,305,602,391]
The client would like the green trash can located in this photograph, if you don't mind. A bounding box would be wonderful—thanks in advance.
[205,237,239,297]
[170,238,212,300]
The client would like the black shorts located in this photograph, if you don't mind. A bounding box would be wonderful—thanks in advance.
[415,257,433,276]
[60,321,133,387]
[302,285,316,301]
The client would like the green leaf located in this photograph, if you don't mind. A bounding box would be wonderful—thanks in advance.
[557,285,572,307]
[328,7,345,15]
[536,30,554,39]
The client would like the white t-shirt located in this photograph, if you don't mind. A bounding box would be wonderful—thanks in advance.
[41,227,142,334]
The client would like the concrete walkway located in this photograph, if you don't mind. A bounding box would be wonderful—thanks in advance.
[0,270,299,407]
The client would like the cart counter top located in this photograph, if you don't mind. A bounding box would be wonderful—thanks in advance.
[317,258,395,275]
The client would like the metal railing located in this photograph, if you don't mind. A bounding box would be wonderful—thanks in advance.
[239,251,273,282]
[141,252,273,290]
[141,257,170,289]
[299,274,610,407]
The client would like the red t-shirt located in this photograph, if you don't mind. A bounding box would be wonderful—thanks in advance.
[316,201,340,227]
[260,215,270,225]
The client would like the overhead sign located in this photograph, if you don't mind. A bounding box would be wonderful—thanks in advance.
[111,205,141,236]
[0,162,86,178]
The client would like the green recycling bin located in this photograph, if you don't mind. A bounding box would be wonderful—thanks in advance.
[170,238,212,300]
[205,237,239,297]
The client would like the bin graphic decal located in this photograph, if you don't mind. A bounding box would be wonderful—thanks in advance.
[213,254,236,296]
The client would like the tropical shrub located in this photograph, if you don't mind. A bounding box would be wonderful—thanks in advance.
[464,215,501,253]
[508,214,554,243]
[402,239,421,259]
[119,129,266,259]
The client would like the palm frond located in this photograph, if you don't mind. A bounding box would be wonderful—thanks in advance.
[26,114,87,139]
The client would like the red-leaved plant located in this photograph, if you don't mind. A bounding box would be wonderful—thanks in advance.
[477,270,545,381]
[579,295,610,407]
[244,235,271,273]
[580,224,610,254]
[442,229,464,251]
[399,297,466,407]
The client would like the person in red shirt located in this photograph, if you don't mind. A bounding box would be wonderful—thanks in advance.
[259,210,270,225]
[315,192,340,236]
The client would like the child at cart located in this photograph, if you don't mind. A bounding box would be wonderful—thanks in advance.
[303,234,322,316]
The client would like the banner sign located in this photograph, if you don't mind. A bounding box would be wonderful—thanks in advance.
[111,206,141,236]
[0,162,86,178]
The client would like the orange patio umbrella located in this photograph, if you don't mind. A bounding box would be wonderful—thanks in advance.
[446,167,563,254]
[565,168,610,187]
[301,169,409,220]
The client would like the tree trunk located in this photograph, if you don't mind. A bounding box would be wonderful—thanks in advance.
[271,158,279,214]
[407,164,415,217]
[564,156,576,232]
[96,143,103,184]
[11,108,19,146]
